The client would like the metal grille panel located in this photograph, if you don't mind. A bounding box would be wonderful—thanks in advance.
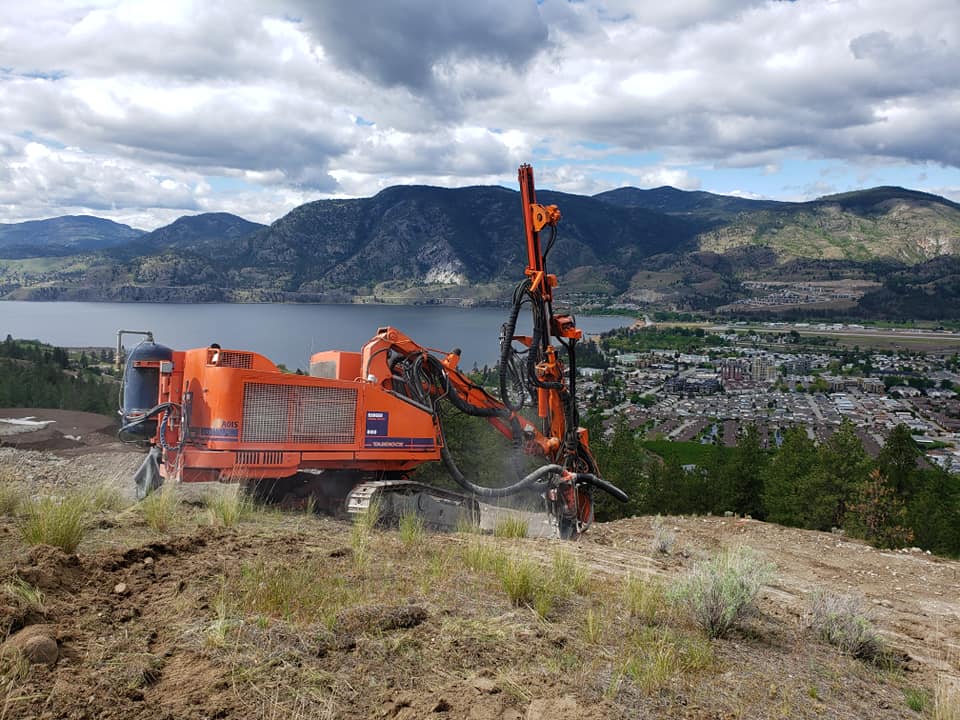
[207,349,254,368]
[219,351,254,369]
[241,383,357,444]
[236,450,285,465]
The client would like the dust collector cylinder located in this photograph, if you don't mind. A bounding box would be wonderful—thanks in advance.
[121,341,173,436]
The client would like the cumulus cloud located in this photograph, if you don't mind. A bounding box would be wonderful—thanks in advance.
[284,0,548,90]
[0,0,957,227]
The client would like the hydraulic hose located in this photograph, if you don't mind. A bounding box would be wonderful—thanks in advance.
[118,401,180,441]
[441,444,628,503]
[440,446,563,498]
[498,281,528,411]
[569,472,629,503]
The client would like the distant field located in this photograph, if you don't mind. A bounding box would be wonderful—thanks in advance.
[640,439,729,466]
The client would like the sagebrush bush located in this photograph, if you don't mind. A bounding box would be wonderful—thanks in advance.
[19,494,90,553]
[651,515,676,555]
[672,546,773,638]
[806,591,885,661]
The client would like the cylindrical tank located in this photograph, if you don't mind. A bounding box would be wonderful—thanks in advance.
[121,342,173,436]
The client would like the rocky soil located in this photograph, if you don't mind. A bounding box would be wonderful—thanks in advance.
[0,411,958,719]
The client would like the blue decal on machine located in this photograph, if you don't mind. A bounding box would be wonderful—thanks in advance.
[365,411,389,437]
[196,427,239,439]
[364,437,435,449]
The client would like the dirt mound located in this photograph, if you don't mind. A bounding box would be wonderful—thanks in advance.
[0,408,122,454]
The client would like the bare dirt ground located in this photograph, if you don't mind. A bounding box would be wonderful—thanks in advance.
[1,440,958,719]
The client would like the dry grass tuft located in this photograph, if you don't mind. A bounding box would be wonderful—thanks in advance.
[83,484,128,513]
[18,493,90,553]
[204,490,255,528]
[498,555,540,607]
[933,676,960,720]
[618,626,715,695]
[461,539,508,575]
[350,497,381,572]
[0,484,23,517]
[493,516,528,539]
[550,549,590,595]
[624,574,667,626]
[398,512,425,548]
[2,577,44,614]
[139,485,179,533]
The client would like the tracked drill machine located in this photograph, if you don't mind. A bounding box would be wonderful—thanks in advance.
[118,165,627,538]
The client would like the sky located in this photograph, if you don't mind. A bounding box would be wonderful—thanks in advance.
[0,0,958,230]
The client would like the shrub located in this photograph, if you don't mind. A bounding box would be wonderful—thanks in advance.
[19,494,91,553]
[672,546,773,638]
[806,591,885,661]
[140,485,179,532]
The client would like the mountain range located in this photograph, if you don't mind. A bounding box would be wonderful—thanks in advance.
[2,182,960,318]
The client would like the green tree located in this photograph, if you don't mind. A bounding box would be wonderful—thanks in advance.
[716,425,768,518]
[763,427,817,527]
[878,424,920,498]
[905,467,960,557]
[591,416,646,520]
[846,469,914,549]
[813,421,871,529]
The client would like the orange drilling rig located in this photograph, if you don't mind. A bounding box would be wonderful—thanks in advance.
[118,165,626,538]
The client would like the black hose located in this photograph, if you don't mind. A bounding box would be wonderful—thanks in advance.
[498,281,528,411]
[571,472,629,503]
[118,401,179,436]
[441,445,563,498]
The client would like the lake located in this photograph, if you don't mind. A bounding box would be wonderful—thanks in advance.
[0,302,633,370]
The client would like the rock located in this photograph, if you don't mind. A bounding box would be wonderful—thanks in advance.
[431,698,451,712]
[471,676,500,694]
[334,604,427,634]
[113,582,128,595]
[526,696,581,720]
[3,625,59,666]
[143,557,154,566]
